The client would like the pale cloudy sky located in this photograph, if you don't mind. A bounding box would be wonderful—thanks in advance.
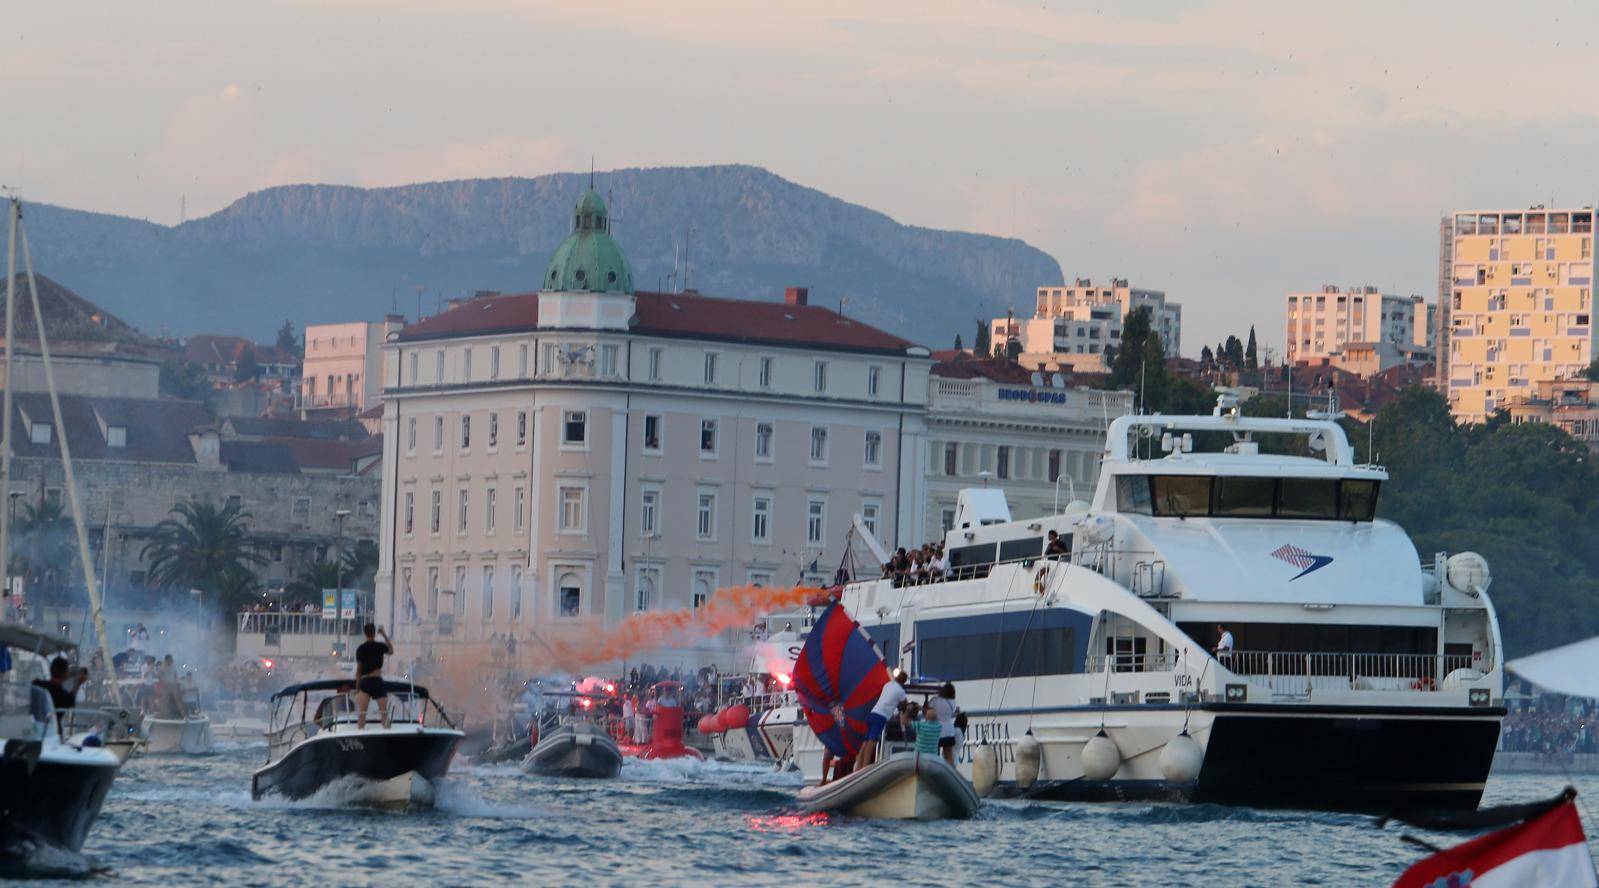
[6,0,1599,353]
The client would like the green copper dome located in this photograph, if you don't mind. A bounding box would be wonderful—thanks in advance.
[543,189,633,294]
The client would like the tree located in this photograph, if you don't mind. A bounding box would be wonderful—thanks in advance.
[1223,335,1245,368]
[234,349,263,383]
[140,500,267,613]
[974,320,990,358]
[1199,345,1215,371]
[275,320,301,357]
[341,539,380,590]
[13,498,77,605]
[1004,336,1022,362]
[1585,359,1599,382]
[287,559,344,606]
[159,360,211,401]
[1245,326,1259,370]
[1110,306,1169,413]
[953,333,964,352]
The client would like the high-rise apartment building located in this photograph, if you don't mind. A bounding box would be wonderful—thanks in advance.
[1284,286,1433,373]
[992,278,1180,371]
[1443,207,1597,422]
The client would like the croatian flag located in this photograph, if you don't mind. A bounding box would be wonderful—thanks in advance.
[1393,798,1597,887]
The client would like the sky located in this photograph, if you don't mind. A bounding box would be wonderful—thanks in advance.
[7,0,1599,355]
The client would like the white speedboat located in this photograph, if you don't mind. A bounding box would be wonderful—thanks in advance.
[0,623,122,855]
[143,714,214,755]
[251,679,463,806]
[798,393,1504,814]
[797,748,979,820]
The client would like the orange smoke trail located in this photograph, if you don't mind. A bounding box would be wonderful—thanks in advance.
[535,584,825,674]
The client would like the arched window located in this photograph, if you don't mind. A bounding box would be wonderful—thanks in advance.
[558,572,582,617]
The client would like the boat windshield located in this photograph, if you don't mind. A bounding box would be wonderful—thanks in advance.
[1118,475,1379,521]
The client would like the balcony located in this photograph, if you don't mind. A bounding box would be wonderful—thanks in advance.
[1224,651,1476,696]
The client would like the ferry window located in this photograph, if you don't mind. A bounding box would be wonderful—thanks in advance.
[1214,476,1275,517]
[917,610,1087,680]
[1116,475,1151,515]
[1340,479,1380,521]
[1150,475,1210,517]
[1278,478,1338,518]
[998,537,1044,563]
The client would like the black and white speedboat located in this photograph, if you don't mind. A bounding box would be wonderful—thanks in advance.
[0,623,122,855]
[796,392,1505,814]
[251,679,463,806]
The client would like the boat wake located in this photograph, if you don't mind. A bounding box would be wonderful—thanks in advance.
[0,836,99,880]
[433,779,548,820]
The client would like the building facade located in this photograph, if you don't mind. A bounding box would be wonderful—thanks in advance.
[993,278,1181,371]
[1444,207,1597,422]
[374,191,935,653]
[1503,378,1599,451]
[301,318,405,418]
[1284,285,1434,375]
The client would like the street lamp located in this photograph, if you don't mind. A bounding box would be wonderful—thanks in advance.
[334,509,351,654]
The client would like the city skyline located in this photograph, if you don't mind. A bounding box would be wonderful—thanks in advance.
[8,1,1599,352]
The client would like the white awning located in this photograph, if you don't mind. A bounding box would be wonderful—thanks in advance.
[1508,636,1599,698]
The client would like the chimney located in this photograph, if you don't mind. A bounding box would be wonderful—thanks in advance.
[784,287,809,307]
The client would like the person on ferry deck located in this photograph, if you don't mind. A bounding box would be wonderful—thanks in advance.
[858,670,909,766]
[353,623,393,729]
[1045,530,1068,557]
[1214,624,1234,663]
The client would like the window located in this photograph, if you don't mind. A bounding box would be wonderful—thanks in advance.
[635,569,657,612]
[752,495,771,543]
[1213,476,1275,517]
[997,446,1010,480]
[643,415,662,452]
[558,486,585,533]
[459,415,471,450]
[433,416,444,451]
[481,566,495,620]
[864,430,882,467]
[540,342,558,374]
[1048,449,1062,482]
[641,489,659,536]
[30,423,51,445]
[490,345,500,379]
[407,418,417,453]
[755,422,773,460]
[700,418,718,454]
[918,612,1083,681]
[408,352,418,385]
[518,343,528,377]
[692,571,715,609]
[514,487,525,531]
[291,496,310,523]
[648,347,663,381]
[759,356,773,388]
[435,349,445,383]
[747,571,773,589]
[696,492,716,540]
[862,501,880,538]
[944,442,958,475]
[941,507,956,532]
[806,498,826,545]
[558,572,582,617]
[488,413,498,448]
[511,565,523,620]
[517,411,528,447]
[462,347,473,380]
[107,426,126,448]
[600,344,619,376]
[868,365,881,397]
[427,567,440,617]
[485,488,497,533]
[704,351,719,385]
[430,490,442,533]
[813,360,828,393]
[457,489,469,533]
[810,426,828,463]
[404,492,414,534]
[563,410,586,445]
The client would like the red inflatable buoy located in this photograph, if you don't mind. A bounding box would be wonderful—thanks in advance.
[696,715,723,735]
[718,704,750,731]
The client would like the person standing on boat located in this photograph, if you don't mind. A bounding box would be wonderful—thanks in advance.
[858,670,909,766]
[353,622,393,729]
[32,656,78,738]
[915,700,942,757]
[1214,624,1234,664]
[929,682,959,765]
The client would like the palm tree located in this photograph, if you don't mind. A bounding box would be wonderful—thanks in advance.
[140,500,267,613]
[287,559,343,607]
[340,539,379,591]
[14,498,78,605]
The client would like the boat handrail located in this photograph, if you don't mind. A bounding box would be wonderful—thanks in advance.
[236,611,367,636]
[1085,652,1181,674]
[878,547,1166,591]
[1223,650,1478,695]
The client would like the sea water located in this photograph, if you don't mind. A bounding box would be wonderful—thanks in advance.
[19,744,1599,886]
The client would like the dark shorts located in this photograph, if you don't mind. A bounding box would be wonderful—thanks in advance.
[866,712,888,741]
[938,736,956,749]
[357,676,387,699]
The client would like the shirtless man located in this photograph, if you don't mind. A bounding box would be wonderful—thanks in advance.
[353,623,393,729]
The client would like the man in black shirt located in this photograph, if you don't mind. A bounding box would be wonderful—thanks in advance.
[32,656,78,739]
[353,623,393,729]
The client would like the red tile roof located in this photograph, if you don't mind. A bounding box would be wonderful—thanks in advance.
[929,354,1038,384]
[184,335,300,368]
[396,290,920,355]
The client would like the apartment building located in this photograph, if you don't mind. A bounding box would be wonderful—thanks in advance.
[301,318,405,418]
[1284,285,1434,375]
[1443,207,1597,422]
[992,278,1181,371]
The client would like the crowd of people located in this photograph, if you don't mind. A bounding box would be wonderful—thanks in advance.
[880,529,1072,587]
[1500,704,1599,756]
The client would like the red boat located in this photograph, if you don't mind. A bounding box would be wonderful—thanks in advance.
[625,681,704,761]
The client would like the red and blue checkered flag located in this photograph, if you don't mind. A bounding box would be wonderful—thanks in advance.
[791,602,890,759]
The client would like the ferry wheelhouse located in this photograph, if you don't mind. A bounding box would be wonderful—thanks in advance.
[800,394,1503,812]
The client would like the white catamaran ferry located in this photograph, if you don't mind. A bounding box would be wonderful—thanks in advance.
[797,393,1504,813]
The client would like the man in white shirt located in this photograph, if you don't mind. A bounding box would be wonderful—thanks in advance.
[857,670,909,767]
[1215,624,1235,663]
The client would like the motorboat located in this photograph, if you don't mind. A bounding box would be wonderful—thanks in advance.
[628,681,704,761]
[520,700,623,779]
[797,392,1504,814]
[0,623,122,855]
[143,713,215,755]
[251,679,463,806]
[700,632,806,766]
[797,748,979,820]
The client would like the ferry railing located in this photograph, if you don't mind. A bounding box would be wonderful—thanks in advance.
[1224,651,1475,694]
[237,611,368,636]
[1085,652,1180,674]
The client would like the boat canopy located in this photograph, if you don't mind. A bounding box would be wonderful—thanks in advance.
[1508,637,1599,699]
[271,678,431,700]
[0,622,77,655]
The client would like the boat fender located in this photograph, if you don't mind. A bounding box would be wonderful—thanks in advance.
[696,715,724,735]
[1081,729,1121,782]
[971,742,999,797]
[720,704,750,730]
[1032,565,1050,596]
[1158,730,1202,783]
[1015,730,1043,789]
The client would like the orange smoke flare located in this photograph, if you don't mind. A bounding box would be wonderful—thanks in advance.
[536,584,827,674]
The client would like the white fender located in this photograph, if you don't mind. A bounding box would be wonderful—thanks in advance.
[971,742,999,797]
[1014,731,1043,789]
[1158,730,1203,783]
[1081,729,1121,782]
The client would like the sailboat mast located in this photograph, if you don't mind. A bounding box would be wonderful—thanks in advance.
[17,211,123,700]
[1,199,17,616]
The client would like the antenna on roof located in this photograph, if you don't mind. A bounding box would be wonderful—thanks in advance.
[589,155,595,190]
